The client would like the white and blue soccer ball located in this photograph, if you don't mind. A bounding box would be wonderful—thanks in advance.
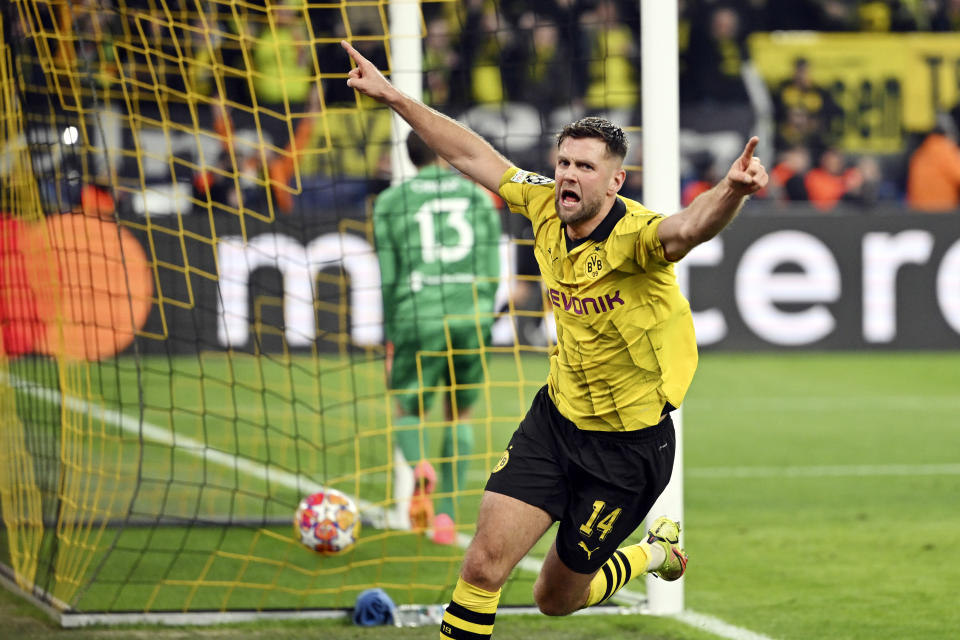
[295,488,360,554]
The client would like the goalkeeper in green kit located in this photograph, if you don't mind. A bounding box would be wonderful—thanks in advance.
[374,131,502,545]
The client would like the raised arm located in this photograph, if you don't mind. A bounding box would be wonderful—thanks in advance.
[658,136,768,262]
[341,40,511,194]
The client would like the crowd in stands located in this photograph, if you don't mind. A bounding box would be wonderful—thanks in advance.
[308,0,960,215]
[27,0,960,216]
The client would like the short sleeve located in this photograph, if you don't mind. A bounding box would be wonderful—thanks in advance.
[498,167,556,224]
[635,214,669,269]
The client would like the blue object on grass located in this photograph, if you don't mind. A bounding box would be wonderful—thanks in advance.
[353,588,397,626]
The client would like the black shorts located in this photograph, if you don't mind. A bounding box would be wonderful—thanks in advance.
[485,385,675,574]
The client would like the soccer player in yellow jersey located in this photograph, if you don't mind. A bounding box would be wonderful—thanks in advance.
[342,40,768,639]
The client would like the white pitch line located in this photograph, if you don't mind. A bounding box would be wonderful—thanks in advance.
[688,463,960,479]
[688,395,960,412]
[675,610,777,640]
[7,373,774,640]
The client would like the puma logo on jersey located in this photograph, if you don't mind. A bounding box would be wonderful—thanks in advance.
[579,541,600,560]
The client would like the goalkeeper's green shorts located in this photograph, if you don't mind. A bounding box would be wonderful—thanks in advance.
[388,322,490,415]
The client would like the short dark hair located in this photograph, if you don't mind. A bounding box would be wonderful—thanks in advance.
[556,116,628,160]
[406,131,438,168]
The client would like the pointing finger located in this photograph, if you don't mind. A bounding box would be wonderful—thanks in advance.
[341,40,364,65]
[739,136,759,169]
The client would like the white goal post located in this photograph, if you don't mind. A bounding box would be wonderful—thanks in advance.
[641,0,685,616]
[388,0,421,186]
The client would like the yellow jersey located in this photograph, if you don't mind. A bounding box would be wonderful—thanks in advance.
[499,167,698,431]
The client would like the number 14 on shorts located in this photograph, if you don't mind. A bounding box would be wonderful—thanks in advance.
[579,500,622,541]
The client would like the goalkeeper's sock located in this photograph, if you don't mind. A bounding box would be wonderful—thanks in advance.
[440,577,499,639]
[392,448,415,530]
[438,423,474,518]
[583,542,663,608]
[392,415,423,530]
[393,414,424,464]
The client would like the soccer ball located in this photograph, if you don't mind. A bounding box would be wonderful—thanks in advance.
[295,488,360,554]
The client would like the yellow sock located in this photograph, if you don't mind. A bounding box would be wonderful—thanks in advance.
[583,542,652,608]
[440,577,500,639]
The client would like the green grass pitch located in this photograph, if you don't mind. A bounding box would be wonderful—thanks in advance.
[2,351,958,639]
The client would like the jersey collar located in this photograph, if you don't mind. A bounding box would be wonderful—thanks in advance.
[564,196,626,252]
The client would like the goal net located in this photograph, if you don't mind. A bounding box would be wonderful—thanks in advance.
[0,0,653,624]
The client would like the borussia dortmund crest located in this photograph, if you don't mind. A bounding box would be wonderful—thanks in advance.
[492,449,510,473]
[584,253,603,279]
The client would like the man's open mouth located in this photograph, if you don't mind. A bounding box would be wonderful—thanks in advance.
[560,189,580,205]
